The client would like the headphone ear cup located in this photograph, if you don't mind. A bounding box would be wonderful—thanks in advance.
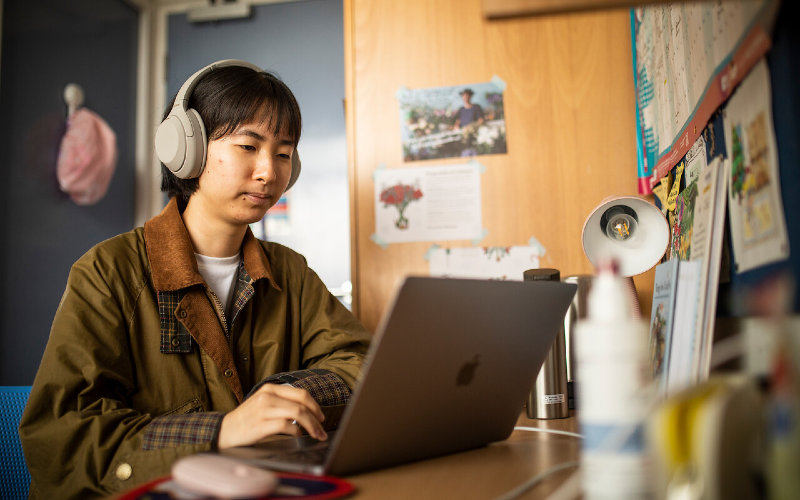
[179,108,207,179]
[154,114,188,174]
[286,150,301,190]
[155,107,207,179]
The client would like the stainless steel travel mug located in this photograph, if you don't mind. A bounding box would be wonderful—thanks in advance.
[562,275,595,410]
[524,269,569,419]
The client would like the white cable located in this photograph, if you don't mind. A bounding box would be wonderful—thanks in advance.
[490,461,580,500]
[513,426,583,439]
[541,471,581,500]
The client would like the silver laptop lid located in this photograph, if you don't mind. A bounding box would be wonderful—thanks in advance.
[325,276,577,476]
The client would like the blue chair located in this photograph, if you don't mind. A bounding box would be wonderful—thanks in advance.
[0,386,32,500]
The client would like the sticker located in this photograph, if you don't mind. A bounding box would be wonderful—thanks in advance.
[651,178,669,215]
[665,162,684,211]
[543,394,565,405]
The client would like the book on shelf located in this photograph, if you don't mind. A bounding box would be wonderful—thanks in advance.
[661,156,729,384]
[689,157,729,379]
[649,259,702,398]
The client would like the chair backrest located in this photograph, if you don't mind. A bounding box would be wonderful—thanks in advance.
[0,386,32,500]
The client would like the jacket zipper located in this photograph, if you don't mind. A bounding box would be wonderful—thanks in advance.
[205,286,230,340]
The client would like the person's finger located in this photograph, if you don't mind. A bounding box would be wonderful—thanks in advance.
[247,392,327,440]
[263,403,327,441]
[286,419,311,438]
[251,413,325,441]
[255,384,325,422]
[290,412,327,441]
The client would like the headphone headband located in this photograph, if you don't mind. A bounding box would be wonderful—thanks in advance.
[172,59,262,113]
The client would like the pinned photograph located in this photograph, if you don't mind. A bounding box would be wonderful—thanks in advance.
[398,81,507,161]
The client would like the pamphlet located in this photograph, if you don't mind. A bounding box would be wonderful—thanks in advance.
[724,59,790,273]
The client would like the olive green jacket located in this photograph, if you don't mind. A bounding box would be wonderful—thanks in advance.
[19,198,371,499]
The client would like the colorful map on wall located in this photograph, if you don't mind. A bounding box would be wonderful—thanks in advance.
[631,0,779,194]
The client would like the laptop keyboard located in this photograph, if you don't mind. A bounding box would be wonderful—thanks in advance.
[271,444,331,465]
[250,435,333,466]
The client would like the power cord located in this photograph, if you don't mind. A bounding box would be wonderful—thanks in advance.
[490,460,580,500]
[486,427,583,500]
[513,426,583,439]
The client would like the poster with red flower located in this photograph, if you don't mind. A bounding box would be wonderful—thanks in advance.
[379,183,423,229]
[373,163,483,245]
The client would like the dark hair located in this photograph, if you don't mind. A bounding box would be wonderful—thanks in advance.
[460,88,474,97]
[160,65,303,203]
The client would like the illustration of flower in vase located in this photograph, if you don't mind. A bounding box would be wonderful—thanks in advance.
[380,182,423,230]
[483,246,511,262]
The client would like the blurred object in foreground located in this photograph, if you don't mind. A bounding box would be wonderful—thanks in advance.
[648,375,763,500]
[576,259,654,499]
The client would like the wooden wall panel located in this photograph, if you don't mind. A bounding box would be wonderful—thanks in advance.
[346,0,655,333]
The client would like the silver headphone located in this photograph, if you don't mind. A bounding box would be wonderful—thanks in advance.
[154,59,301,188]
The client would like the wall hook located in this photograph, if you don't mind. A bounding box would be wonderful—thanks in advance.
[63,83,84,118]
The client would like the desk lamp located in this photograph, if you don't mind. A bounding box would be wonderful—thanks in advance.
[581,195,670,317]
[561,197,668,410]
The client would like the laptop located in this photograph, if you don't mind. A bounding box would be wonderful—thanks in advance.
[221,276,577,476]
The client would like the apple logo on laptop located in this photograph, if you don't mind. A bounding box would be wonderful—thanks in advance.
[457,355,480,386]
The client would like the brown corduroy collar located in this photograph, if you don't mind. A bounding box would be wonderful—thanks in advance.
[143,197,281,292]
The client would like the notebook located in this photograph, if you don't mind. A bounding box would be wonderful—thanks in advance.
[221,276,577,476]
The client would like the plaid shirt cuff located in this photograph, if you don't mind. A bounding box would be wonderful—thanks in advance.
[247,369,352,407]
[141,412,225,451]
[292,373,351,407]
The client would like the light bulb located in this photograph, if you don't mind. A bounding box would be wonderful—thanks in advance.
[604,209,638,243]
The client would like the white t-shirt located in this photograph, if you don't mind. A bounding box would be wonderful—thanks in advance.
[194,252,242,320]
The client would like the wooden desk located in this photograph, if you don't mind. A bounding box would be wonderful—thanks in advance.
[345,410,581,499]
[118,410,581,500]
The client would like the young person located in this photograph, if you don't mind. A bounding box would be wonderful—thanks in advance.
[19,60,371,499]
[453,88,484,131]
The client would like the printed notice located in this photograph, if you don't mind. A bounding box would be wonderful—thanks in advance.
[427,244,541,281]
[724,60,790,273]
[374,163,482,244]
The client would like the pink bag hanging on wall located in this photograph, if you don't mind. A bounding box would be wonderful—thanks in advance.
[56,107,117,206]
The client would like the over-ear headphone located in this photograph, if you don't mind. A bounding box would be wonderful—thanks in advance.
[155,59,301,189]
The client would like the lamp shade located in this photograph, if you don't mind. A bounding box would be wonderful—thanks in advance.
[582,196,669,277]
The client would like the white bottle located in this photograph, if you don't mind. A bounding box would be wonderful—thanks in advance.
[575,260,653,499]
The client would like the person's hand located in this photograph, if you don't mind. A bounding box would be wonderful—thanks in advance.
[217,384,327,449]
